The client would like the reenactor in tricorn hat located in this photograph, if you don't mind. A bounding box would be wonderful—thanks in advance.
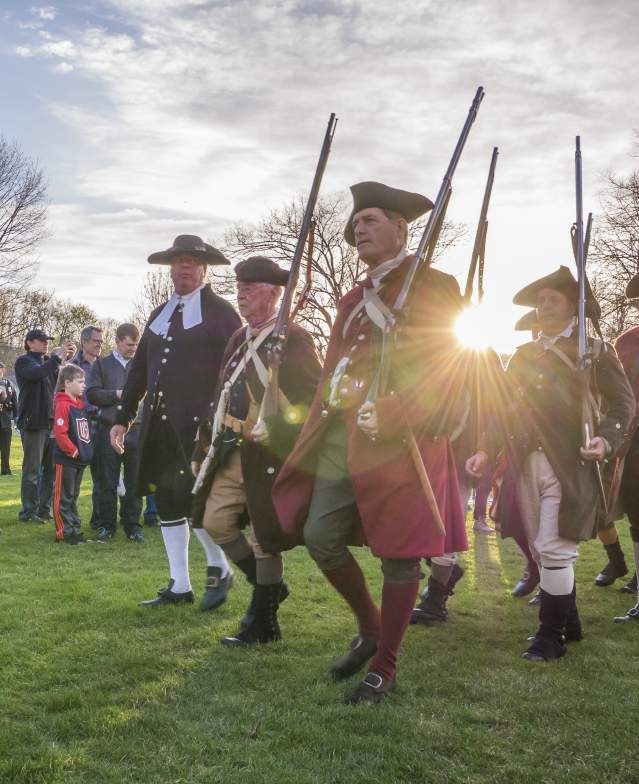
[272,181,469,704]
[191,256,321,645]
[612,271,639,622]
[111,235,242,607]
[467,265,635,661]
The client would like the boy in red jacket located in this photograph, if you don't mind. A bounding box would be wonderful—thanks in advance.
[53,364,95,544]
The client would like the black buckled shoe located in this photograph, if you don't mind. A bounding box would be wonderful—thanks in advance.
[139,579,195,608]
[521,634,567,662]
[613,602,639,623]
[345,671,395,705]
[240,581,290,630]
[620,573,638,594]
[200,567,234,611]
[221,583,281,646]
[595,541,628,587]
[511,566,540,598]
[330,635,378,681]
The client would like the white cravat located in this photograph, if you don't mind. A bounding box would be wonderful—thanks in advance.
[538,317,577,345]
[149,283,206,337]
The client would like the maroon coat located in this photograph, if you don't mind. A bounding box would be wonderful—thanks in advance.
[272,256,469,560]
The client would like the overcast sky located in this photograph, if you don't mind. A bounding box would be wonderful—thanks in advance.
[2,0,638,350]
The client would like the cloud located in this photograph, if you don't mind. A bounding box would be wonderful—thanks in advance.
[31,6,58,21]
[10,0,639,345]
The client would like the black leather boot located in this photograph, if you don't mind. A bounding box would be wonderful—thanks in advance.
[411,576,450,624]
[564,583,582,642]
[512,562,540,597]
[595,541,628,587]
[522,589,570,662]
[240,581,290,630]
[221,583,282,646]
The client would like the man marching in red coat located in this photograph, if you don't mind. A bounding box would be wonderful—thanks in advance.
[272,182,468,704]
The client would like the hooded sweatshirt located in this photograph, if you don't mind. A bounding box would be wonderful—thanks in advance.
[53,391,94,467]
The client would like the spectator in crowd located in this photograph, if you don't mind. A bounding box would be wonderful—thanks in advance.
[87,323,144,542]
[72,326,103,530]
[15,329,75,522]
[53,364,95,545]
[0,361,17,475]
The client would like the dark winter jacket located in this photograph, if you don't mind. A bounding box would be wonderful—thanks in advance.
[15,351,62,430]
[53,392,94,467]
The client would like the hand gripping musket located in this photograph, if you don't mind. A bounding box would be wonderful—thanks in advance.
[362,87,485,536]
[464,146,498,303]
[574,136,608,513]
[256,115,337,430]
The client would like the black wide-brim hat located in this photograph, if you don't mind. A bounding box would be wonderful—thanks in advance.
[626,272,639,299]
[234,256,289,286]
[513,265,601,319]
[147,234,229,265]
[344,181,433,247]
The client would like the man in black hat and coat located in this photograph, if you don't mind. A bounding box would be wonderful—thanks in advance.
[111,235,241,607]
[191,256,322,645]
[467,265,635,661]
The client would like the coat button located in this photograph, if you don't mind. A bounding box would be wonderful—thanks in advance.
[167,337,173,342]
[266,467,275,474]
[161,414,167,421]
[616,423,621,429]
[321,409,329,418]
[161,358,167,364]
[179,469,185,475]
[158,391,163,397]
[194,416,199,422]
[231,361,237,367]
[164,348,170,353]
[358,334,365,340]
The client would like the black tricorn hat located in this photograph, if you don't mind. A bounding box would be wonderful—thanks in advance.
[513,265,601,319]
[234,256,289,286]
[344,181,433,247]
[514,309,538,332]
[626,272,639,299]
[147,234,229,266]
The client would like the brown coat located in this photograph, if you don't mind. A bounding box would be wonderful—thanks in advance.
[191,322,322,553]
[497,335,636,541]
[272,256,470,559]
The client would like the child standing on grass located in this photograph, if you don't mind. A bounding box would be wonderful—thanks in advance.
[53,364,95,545]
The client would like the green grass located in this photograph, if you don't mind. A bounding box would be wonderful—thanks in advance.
[1,433,638,784]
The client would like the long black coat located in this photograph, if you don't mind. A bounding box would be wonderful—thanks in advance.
[116,284,241,496]
[497,335,635,541]
[191,322,322,553]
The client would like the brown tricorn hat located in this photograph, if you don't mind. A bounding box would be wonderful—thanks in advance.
[626,272,639,299]
[344,181,433,247]
[514,309,538,332]
[147,234,229,265]
[513,265,601,319]
[234,256,289,286]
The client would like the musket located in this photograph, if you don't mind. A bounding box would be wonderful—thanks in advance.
[257,114,337,427]
[574,136,607,513]
[291,219,315,321]
[464,146,498,303]
[362,87,485,536]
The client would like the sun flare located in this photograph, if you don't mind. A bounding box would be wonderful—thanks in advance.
[455,305,500,350]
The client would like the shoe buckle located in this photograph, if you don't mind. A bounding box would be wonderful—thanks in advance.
[363,672,384,690]
[207,577,220,588]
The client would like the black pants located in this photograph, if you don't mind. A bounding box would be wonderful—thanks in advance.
[54,463,84,539]
[94,423,142,534]
[0,427,11,474]
[20,429,54,518]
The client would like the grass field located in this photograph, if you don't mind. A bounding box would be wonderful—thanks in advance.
[2,433,639,784]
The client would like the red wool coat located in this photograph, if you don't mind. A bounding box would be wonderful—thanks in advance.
[272,256,469,559]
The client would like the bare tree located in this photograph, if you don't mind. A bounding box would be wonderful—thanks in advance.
[0,136,48,287]
[589,140,639,339]
[223,192,465,351]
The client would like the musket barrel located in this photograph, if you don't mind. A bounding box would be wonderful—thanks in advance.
[394,86,485,313]
[575,135,587,363]
[272,112,338,343]
[464,145,498,301]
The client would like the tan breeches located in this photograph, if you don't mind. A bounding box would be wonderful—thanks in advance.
[516,451,578,570]
[202,448,275,560]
